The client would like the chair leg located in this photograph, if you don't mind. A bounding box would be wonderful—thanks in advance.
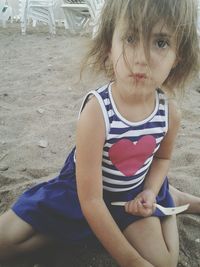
[65,9,76,32]
[2,20,6,28]
[48,8,56,35]
[63,19,69,29]
[32,19,37,27]
[21,20,26,35]
[20,0,28,35]
[21,10,27,35]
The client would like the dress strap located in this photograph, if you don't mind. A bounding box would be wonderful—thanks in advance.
[157,89,169,132]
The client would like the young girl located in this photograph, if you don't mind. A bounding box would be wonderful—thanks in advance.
[0,1,199,266]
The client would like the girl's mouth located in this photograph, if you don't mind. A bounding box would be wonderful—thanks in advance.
[129,73,147,80]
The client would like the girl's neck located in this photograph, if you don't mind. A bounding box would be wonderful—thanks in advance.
[111,82,157,123]
[112,82,156,105]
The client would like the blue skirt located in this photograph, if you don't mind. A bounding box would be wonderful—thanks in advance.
[12,149,174,245]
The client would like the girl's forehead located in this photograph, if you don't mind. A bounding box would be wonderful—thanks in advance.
[115,20,173,36]
[151,23,172,35]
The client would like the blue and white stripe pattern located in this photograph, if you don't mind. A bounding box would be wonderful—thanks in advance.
[79,83,168,192]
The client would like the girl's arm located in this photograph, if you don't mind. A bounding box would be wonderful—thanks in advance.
[125,100,181,216]
[76,97,153,267]
[144,99,181,194]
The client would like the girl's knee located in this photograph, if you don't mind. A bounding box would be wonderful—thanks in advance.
[0,217,15,260]
[150,248,178,267]
[0,211,13,241]
[0,211,18,254]
[0,210,34,244]
[169,254,179,267]
[0,210,34,260]
[159,252,178,267]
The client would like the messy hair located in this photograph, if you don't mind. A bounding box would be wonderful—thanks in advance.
[82,0,199,92]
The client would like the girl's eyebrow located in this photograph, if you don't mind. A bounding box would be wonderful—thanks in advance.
[152,32,172,38]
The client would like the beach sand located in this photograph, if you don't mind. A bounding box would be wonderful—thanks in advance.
[0,23,199,267]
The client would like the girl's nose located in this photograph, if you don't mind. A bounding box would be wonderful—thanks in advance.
[133,43,147,66]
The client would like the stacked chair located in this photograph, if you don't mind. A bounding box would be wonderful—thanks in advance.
[19,0,56,35]
[85,0,104,37]
[61,0,90,33]
[0,0,13,27]
[61,0,104,35]
[198,1,200,36]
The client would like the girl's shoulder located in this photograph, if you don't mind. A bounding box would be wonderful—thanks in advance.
[76,90,106,148]
[167,98,181,128]
[79,83,108,113]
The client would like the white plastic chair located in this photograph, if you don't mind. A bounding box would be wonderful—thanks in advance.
[198,0,200,36]
[19,0,28,34]
[0,0,13,27]
[85,0,104,37]
[61,0,91,32]
[19,0,56,35]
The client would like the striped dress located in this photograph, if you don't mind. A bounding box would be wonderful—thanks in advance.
[83,83,168,192]
[12,83,175,245]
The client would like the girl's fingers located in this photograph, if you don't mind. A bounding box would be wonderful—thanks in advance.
[142,201,153,209]
[125,199,154,216]
[125,200,138,214]
[137,201,154,217]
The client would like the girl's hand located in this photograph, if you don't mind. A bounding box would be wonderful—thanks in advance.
[124,256,154,267]
[125,189,156,217]
[135,259,154,267]
[134,258,154,267]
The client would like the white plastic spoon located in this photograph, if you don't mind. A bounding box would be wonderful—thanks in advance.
[111,202,189,215]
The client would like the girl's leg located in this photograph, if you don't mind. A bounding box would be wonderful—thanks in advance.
[123,216,179,267]
[169,185,200,214]
[0,210,53,261]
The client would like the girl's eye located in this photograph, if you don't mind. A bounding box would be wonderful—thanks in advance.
[126,36,135,44]
[156,39,169,49]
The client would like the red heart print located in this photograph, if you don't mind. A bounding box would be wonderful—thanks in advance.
[108,136,156,176]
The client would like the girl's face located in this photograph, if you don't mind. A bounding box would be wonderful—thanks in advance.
[110,21,177,94]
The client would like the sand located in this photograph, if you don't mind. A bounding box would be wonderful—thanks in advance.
[0,22,199,267]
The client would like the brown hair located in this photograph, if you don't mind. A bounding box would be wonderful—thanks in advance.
[82,0,199,92]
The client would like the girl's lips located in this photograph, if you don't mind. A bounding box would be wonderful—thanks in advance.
[129,73,147,79]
